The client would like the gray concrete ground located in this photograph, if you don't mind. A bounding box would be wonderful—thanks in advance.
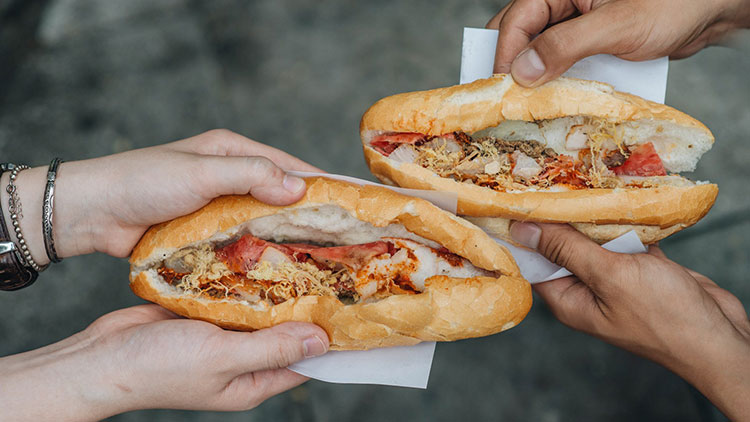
[1,1,748,420]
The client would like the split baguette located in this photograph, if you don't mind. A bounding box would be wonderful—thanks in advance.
[129,177,531,350]
[360,74,718,243]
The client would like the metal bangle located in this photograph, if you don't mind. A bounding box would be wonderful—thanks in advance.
[43,158,63,263]
[7,165,47,272]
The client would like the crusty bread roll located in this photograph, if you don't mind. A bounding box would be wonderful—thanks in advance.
[130,178,531,350]
[360,74,718,244]
[465,217,686,246]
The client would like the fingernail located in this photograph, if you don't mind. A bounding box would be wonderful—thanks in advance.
[510,222,542,249]
[282,175,305,194]
[303,335,327,358]
[511,48,545,85]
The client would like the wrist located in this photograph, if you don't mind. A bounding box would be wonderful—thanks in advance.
[670,330,750,419]
[0,162,98,265]
[1,167,51,267]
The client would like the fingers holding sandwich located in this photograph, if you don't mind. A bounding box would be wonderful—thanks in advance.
[54,129,318,259]
[486,0,581,79]
[488,0,653,87]
[509,221,624,334]
[171,128,323,173]
[225,322,329,373]
[211,323,329,410]
[74,307,329,414]
[487,0,743,87]
[510,222,623,293]
[193,154,308,206]
[509,221,750,417]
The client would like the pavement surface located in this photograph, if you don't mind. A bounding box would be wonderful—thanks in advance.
[1,1,748,421]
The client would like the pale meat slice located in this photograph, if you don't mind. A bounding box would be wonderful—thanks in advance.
[354,238,493,300]
[511,151,543,179]
[258,247,293,264]
[284,241,389,269]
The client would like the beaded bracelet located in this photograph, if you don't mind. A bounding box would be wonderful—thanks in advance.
[7,165,47,272]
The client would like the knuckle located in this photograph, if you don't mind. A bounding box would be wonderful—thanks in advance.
[204,128,237,140]
[539,230,577,268]
[247,155,272,171]
[247,156,282,179]
[194,129,240,155]
[193,155,220,182]
[609,253,635,277]
[223,373,267,411]
[535,25,572,55]
[548,305,576,328]
[240,383,267,410]
[264,333,301,369]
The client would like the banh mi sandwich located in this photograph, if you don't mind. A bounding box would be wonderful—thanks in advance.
[360,74,718,244]
[129,177,531,350]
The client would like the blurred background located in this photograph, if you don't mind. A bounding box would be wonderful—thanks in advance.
[1,0,748,420]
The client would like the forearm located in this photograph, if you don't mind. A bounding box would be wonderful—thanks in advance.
[0,335,128,421]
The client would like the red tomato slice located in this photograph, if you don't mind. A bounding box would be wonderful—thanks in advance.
[370,132,425,156]
[611,142,666,177]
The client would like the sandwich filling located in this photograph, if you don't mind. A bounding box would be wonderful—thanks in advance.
[156,234,492,306]
[370,116,700,192]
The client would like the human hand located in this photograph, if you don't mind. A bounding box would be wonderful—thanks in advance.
[1,129,322,263]
[486,0,750,87]
[510,222,750,419]
[0,304,329,421]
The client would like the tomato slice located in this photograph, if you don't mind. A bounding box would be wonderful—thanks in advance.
[611,142,666,177]
[370,132,425,156]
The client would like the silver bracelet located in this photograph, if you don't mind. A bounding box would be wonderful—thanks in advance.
[43,158,63,263]
[7,165,47,272]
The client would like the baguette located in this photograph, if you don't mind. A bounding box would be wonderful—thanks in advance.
[129,177,531,350]
[360,74,718,244]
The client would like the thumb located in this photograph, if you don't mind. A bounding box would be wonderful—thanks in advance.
[226,322,330,373]
[197,155,307,205]
[510,222,622,291]
[510,4,639,87]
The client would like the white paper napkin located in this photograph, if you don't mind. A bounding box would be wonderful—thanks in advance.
[460,27,669,103]
[289,341,436,388]
[495,231,647,283]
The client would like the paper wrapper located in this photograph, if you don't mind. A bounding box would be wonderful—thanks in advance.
[460,27,669,103]
[285,28,668,389]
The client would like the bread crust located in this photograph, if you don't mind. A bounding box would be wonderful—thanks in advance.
[132,271,531,350]
[360,74,711,136]
[465,216,686,245]
[359,74,717,230]
[365,147,718,227]
[129,177,531,350]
